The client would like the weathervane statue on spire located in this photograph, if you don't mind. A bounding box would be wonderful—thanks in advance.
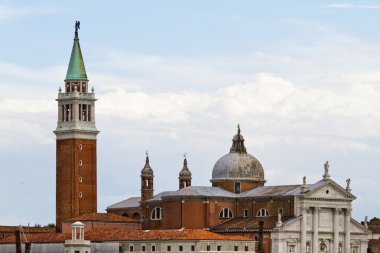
[75,21,80,32]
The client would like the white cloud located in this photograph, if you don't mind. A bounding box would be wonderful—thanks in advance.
[96,73,380,153]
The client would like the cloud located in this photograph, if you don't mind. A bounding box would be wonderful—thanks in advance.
[97,73,380,153]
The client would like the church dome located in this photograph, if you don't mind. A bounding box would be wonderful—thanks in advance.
[211,126,265,183]
[179,158,192,178]
[141,155,154,176]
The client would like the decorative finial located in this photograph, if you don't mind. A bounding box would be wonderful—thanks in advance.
[75,21,80,33]
[346,178,351,192]
[145,150,149,163]
[303,176,306,186]
[237,124,241,135]
[58,87,62,93]
[91,86,94,93]
[323,161,331,180]
[183,153,187,159]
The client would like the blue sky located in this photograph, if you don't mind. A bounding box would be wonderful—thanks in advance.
[1,0,380,225]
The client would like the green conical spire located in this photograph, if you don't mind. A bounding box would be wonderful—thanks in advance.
[65,28,87,80]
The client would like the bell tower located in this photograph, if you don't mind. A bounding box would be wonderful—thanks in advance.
[54,22,99,232]
[178,156,192,189]
[140,153,154,202]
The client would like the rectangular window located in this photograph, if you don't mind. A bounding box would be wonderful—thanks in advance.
[191,245,195,251]
[79,160,83,166]
[217,245,221,251]
[79,177,83,183]
[129,245,134,252]
[167,245,171,252]
[79,192,83,198]
[179,245,183,251]
[245,245,249,251]
[142,245,146,252]
[207,245,210,251]
[152,245,156,252]
[244,209,248,217]
[79,144,83,150]
[234,245,238,251]
[234,182,241,193]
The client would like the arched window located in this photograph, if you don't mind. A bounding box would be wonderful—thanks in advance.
[151,207,162,220]
[256,208,270,217]
[219,208,233,218]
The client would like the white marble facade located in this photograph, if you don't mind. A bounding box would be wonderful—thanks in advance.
[271,179,369,253]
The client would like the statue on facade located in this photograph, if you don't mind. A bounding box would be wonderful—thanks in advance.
[75,21,80,32]
[346,178,351,191]
[323,161,331,180]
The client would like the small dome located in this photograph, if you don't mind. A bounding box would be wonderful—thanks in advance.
[141,155,153,176]
[179,158,192,178]
[211,126,265,183]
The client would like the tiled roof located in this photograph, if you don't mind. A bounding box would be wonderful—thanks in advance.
[211,216,294,231]
[63,213,138,223]
[107,197,141,210]
[240,185,302,197]
[0,229,250,244]
[0,226,55,233]
[146,191,174,202]
[161,186,237,199]
[0,232,69,244]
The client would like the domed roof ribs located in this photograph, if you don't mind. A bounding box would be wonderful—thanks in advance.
[230,124,247,153]
[141,151,154,176]
[179,155,192,178]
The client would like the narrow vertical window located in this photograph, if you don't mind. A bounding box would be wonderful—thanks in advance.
[234,245,238,251]
[191,245,195,251]
[79,192,83,198]
[244,209,248,217]
[79,144,83,150]
[179,245,183,251]
[129,245,134,252]
[151,245,156,252]
[217,245,221,251]
[79,104,82,121]
[61,105,64,122]
[79,177,83,183]
[79,160,83,166]
[88,105,91,121]
[245,245,248,251]
[207,245,210,251]
[167,246,171,251]
[142,245,146,252]
[234,182,241,193]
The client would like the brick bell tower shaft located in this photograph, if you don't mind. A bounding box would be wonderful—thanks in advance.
[54,22,99,232]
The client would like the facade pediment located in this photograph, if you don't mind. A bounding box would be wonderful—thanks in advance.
[304,180,355,200]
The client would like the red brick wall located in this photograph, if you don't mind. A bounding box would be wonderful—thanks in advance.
[56,139,97,232]
[212,181,264,193]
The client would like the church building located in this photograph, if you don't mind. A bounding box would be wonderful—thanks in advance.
[50,22,369,253]
[108,126,370,252]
